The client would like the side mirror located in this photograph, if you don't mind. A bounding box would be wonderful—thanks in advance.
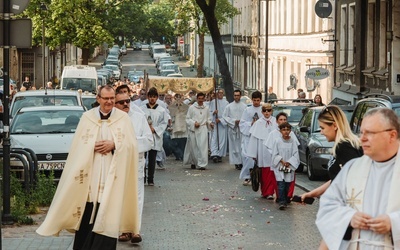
[299,126,310,133]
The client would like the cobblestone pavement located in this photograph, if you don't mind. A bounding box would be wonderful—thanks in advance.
[2,155,324,250]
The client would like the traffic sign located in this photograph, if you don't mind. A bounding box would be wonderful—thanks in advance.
[0,18,32,48]
[179,38,184,44]
[315,0,332,18]
[0,0,30,15]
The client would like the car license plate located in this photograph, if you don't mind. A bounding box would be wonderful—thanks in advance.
[39,162,65,170]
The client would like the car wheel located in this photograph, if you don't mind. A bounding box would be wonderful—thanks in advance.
[307,152,318,181]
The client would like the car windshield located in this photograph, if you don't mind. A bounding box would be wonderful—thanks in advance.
[62,78,97,92]
[11,95,80,117]
[103,65,119,71]
[274,106,306,125]
[82,97,97,110]
[11,109,84,134]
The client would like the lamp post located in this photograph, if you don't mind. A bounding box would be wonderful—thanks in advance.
[41,3,47,89]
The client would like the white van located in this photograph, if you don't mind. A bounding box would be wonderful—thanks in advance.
[152,45,169,62]
[60,65,98,93]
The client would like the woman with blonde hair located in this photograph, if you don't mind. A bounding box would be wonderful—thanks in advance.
[301,105,363,249]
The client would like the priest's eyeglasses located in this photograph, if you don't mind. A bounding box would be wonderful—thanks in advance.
[99,96,115,101]
[359,128,394,138]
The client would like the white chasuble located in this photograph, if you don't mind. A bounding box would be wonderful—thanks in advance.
[316,147,400,250]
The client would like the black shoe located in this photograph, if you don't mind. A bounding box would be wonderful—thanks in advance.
[279,204,285,210]
[199,167,206,170]
[212,157,218,163]
[235,164,239,170]
[239,164,243,170]
[191,164,196,169]
[217,157,222,162]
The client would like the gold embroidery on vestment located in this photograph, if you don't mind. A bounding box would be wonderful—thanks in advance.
[82,129,94,144]
[346,188,362,210]
[74,170,88,184]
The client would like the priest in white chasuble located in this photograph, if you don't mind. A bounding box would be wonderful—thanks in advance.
[316,107,400,250]
[37,86,139,250]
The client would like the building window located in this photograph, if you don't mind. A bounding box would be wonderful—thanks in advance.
[348,3,355,66]
[366,1,375,68]
[339,5,347,66]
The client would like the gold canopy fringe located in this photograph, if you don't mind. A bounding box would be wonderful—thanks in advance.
[146,77,215,94]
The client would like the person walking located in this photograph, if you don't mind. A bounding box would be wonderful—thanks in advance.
[140,87,168,186]
[183,92,214,170]
[301,105,362,249]
[209,89,229,163]
[115,92,153,244]
[36,85,140,250]
[247,103,278,198]
[316,107,400,249]
[270,122,300,210]
[239,91,263,185]
[265,112,300,200]
[222,90,247,170]
[168,93,189,161]
[313,94,324,106]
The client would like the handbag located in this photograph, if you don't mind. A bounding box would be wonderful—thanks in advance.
[250,160,261,192]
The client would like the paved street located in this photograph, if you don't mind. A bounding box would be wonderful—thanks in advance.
[2,49,326,249]
[2,155,325,250]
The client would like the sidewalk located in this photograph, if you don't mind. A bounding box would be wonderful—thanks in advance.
[2,156,322,249]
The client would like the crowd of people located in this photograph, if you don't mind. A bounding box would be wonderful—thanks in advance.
[35,84,400,249]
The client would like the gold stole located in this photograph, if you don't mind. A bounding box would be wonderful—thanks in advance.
[346,148,400,250]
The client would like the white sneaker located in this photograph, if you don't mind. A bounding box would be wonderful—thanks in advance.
[242,180,252,186]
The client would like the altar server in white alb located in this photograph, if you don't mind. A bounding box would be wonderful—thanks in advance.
[222,89,247,170]
[209,88,229,163]
[115,92,153,244]
[247,103,278,198]
[184,92,214,170]
[316,107,400,250]
[238,91,263,185]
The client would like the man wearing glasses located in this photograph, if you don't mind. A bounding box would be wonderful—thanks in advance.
[37,85,140,250]
[222,90,247,170]
[115,92,153,244]
[317,107,400,249]
[209,89,229,163]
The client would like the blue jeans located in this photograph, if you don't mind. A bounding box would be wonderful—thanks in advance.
[277,181,291,205]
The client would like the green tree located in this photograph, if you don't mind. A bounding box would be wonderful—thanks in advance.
[144,2,176,43]
[24,0,149,65]
[170,0,239,101]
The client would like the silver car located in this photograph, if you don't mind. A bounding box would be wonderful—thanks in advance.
[10,106,85,180]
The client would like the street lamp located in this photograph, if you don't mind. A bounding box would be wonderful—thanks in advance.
[41,3,48,89]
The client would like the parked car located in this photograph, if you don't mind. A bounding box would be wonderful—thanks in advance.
[160,69,176,76]
[133,42,142,51]
[102,64,121,80]
[10,89,85,118]
[167,73,183,77]
[120,45,127,55]
[350,94,400,135]
[141,43,149,49]
[272,100,316,127]
[127,70,144,83]
[81,92,97,110]
[294,105,355,180]
[10,106,85,180]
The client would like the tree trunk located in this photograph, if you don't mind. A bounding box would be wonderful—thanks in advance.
[197,33,204,78]
[81,48,90,65]
[196,0,234,102]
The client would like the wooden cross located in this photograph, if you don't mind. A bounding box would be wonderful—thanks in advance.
[74,170,88,184]
[346,188,362,210]
[81,129,94,144]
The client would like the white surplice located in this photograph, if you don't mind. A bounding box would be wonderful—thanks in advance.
[140,104,168,151]
[183,102,212,168]
[209,98,229,157]
[238,105,263,179]
[222,101,247,165]
[316,150,400,250]
[271,136,300,182]
[247,116,278,168]
[128,110,153,231]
